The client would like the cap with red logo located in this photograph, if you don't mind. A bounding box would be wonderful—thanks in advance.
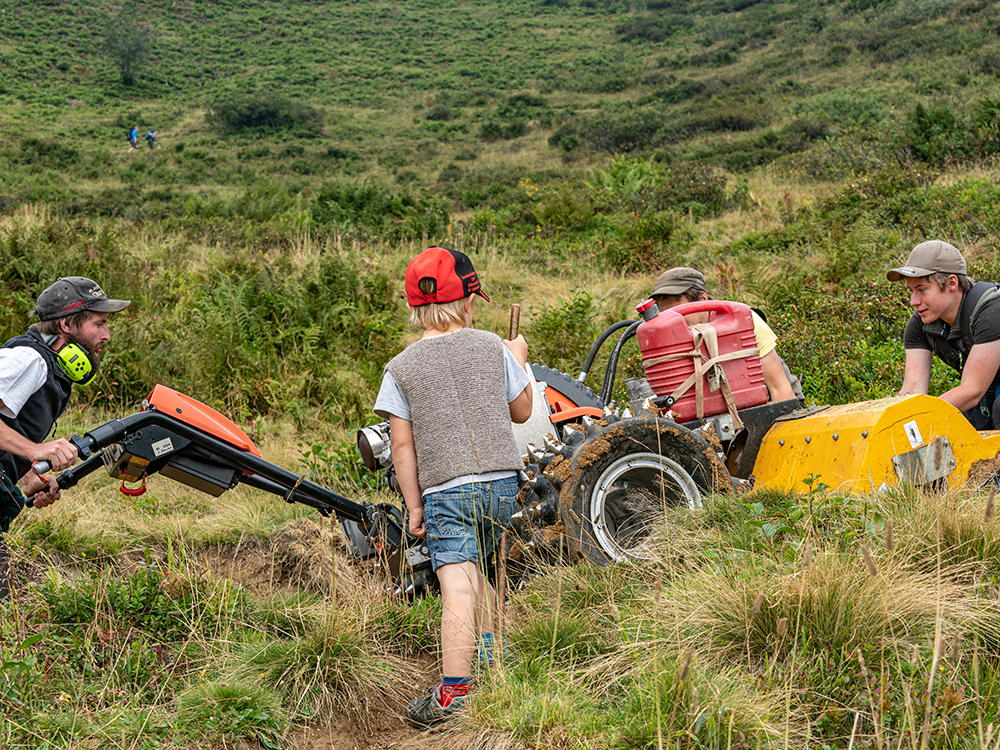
[33,277,131,321]
[405,247,490,307]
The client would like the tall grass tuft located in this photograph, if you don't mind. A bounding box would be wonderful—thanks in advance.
[235,612,419,721]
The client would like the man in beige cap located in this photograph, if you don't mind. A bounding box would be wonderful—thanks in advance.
[650,267,803,404]
[888,240,1000,430]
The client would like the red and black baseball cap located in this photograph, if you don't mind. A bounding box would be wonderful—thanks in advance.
[33,277,131,321]
[405,246,490,307]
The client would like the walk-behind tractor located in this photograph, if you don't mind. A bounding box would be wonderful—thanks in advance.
[32,300,1000,594]
[356,298,1000,569]
[30,385,432,592]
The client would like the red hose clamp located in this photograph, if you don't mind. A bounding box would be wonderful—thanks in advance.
[119,471,147,497]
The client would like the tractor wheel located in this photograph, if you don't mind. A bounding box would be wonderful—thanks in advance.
[557,414,725,565]
[530,363,604,411]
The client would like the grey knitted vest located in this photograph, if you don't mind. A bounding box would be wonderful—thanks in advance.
[385,327,522,493]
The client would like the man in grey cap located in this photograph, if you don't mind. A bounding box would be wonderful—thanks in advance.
[0,277,130,599]
[651,267,804,404]
[889,240,1000,430]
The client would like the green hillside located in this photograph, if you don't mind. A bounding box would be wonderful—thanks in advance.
[4,0,1000,211]
[5,0,1000,425]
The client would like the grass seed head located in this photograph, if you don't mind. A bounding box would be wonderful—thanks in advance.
[776,617,788,638]
[751,591,764,617]
[679,650,693,681]
[985,484,996,524]
[859,545,878,577]
[885,517,894,550]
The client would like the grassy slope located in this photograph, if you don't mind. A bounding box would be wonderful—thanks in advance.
[3,0,1000,748]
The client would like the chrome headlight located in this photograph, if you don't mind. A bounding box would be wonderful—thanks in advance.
[357,422,392,472]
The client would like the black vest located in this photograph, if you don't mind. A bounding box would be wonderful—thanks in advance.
[0,329,73,481]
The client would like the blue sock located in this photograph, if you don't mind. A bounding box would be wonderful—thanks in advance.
[479,632,495,666]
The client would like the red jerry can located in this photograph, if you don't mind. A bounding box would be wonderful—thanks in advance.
[636,300,767,422]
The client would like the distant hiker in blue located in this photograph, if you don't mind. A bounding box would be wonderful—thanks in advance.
[144,130,158,149]
[127,126,138,152]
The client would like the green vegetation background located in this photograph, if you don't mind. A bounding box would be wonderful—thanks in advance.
[4,0,1000,429]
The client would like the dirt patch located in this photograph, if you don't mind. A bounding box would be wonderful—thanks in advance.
[196,518,358,596]
[547,453,572,484]
[574,432,613,471]
[287,712,411,750]
[700,422,724,455]
[968,453,1000,487]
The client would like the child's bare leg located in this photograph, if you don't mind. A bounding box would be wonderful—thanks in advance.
[475,570,498,635]
[436,560,487,677]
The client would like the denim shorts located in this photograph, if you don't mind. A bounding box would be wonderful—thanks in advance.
[423,475,518,571]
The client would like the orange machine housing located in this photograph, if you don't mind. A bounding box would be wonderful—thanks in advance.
[637,300,768,422]
[146,385,261,457]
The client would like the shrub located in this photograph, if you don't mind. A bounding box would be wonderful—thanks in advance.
[606,210,690,273]
[508,93,547,109]
[653,161,728,218]
[819,165,939,231]
[533,186,594,230]
[676,104,769,136]
[548,123,584,151]
[644,78,709,105]
[479,120,525,140]
[311,180,449,240]
[973,93,1000,154]
[615,13,695,43]
[424,104,455,121]
[566,71,635,94]
[103,4,156,86]
[577,104,667,153]
[903,102,967,165]
[206,91,323,135]
[767,280,916,404]
[527,290,603,376]
[15,138,80,170]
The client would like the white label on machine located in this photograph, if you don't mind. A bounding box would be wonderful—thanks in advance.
[903,420,923,449]
[152,437,174,457]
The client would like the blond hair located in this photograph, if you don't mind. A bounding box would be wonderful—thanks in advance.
[408,277,473,330]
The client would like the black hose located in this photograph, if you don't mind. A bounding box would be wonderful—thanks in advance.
[599,320,643,406]
[578,320,636,383]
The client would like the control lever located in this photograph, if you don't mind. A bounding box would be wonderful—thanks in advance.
[24,436,99,508]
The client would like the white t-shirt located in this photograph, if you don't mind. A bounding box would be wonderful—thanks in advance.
[0,347,49,419]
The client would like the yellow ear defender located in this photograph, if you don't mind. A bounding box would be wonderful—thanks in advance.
[55,342,95,384]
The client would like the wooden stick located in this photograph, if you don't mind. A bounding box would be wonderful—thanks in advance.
[508,303,521,341]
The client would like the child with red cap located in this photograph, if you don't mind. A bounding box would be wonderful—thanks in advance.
[373,246,532,727]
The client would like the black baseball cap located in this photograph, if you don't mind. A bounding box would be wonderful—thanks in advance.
[34,277,131,321]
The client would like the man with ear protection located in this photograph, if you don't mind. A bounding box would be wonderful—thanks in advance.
[0,277,130,599]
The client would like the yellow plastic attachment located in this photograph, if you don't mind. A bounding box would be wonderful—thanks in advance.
[752,394,1000,494]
